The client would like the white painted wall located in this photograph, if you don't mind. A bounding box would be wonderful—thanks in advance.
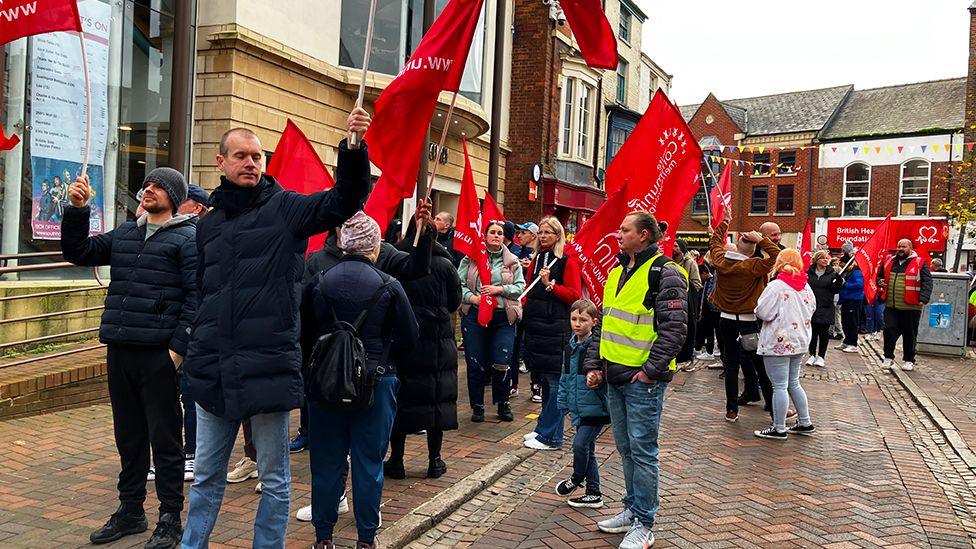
[819,134,963,169]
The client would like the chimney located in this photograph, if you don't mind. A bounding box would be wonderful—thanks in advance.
[967,2,976,144]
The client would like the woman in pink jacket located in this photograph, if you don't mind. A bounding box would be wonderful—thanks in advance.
[754,249,818,440]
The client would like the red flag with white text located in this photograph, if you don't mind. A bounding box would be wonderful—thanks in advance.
[603,90,703,246]
[265,119,336,255]
[476,192,506,326]
[855,213,893,303]
[363,0,485,232]
[566,182,632,309]
[709,162,732,228]
[558,0,618,70]
[453,138,480,259]
[0,0,82,46]
[800,217,812,270]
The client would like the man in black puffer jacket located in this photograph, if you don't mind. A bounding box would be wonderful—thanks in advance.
[62,167,195,549]
[181,109,372,549]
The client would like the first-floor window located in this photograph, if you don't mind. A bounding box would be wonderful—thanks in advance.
[899,159,930,216]
[776,185,794,213]
[751,186,768,214]
[843,162,870,216]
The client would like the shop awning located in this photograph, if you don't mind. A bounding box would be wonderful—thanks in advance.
[542,178,605,213]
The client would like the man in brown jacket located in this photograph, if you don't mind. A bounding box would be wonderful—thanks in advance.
[709,219,780,422]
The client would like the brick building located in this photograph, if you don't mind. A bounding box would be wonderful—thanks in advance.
[504,0,671,233]
[677,86,851,248]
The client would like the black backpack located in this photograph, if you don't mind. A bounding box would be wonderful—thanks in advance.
[305,276,393,411]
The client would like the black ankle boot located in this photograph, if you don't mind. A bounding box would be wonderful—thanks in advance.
[471,404,485,422]
[497,402,514,422]
[427,457,448,479]
[145,512,182,549]
[383,459,406,479]
[90,505,148,544]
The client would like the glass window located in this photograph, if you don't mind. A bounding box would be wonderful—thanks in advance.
[608,127,630,165]
[575,84,592,160]
[561,79,574,156]
[843,162,870,217]
[616,60,628,104]
[776,185,794,213]
[619,6,632,42]
[753,152,770,176]
[751,186,768,214]
[899,159,929,216]
[777,151,796,174]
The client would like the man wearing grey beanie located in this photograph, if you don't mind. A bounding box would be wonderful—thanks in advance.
[61,168,198,548]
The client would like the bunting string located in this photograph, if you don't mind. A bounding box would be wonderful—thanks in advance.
[701,140,976,156]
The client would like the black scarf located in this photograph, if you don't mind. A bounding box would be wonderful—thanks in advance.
[211,175,277,215]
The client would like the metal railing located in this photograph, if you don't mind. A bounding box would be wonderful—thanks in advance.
[0,252,107,368]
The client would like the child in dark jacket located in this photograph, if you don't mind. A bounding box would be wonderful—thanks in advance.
[551,299,610,508]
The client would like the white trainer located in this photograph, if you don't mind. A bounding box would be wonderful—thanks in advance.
[523,432,538,441]
[815,356,825,368]
[882,358,893,368]
[805,356,816,366]
[524,437,558,451]
[619,519,655,549]
[227,457,258,483]
[902,361,915,371]
[598,508,635,534]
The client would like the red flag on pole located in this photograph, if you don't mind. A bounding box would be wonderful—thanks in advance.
[265,119,336,255]
[709,162,732,228]
[0,0,82,46]
[475,192,506,326]
[566,182,632,308]
[363,0,485,232]
[558,0,618,70]
[799,217,812,270]
[453,138,480,259]
[854,213,893,303]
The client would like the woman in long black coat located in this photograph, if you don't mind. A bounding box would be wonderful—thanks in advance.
[806,250,842,367]
[385,223,462,479]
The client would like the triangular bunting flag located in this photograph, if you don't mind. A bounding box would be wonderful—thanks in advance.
[853,147,859,154]
[737,146,745,153]
[758,146,765,154]
[921,145,928,152]
[932,144,940,152]
[968,143,975,151]
[897,146,904,153]
[874,147,881,154]
[831,147,837,153]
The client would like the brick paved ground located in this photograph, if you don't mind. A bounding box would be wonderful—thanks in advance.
[2,346,976,548]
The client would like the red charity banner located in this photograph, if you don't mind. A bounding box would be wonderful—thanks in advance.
[265,119,335,255]
[826,217,949,251]
[363,0,484,232]
[0,0,82,46]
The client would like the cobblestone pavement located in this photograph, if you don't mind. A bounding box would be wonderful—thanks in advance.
[2,345,976,548]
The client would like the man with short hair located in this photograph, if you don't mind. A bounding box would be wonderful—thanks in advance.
[433,210,462,266]
[931,258,948,273]
[62,168,196,549]
[516,222,539,261]
[181,108,372,548]
[878,239,933,371]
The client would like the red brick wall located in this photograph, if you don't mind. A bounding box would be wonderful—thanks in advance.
[816,161,952,219]
[503,2,561,224]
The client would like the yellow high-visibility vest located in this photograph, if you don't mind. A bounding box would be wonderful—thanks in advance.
[599,254,686,368]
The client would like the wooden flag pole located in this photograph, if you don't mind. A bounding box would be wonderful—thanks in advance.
[349,0,378,148]
[79,32,92,180]
[412,91,459,246]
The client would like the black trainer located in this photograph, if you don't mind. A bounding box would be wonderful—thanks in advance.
[555,478,583,497]
[788,423,817,436]
[89,506,149,544]
[497,402,514,422]
[383,460,406,480]
[754,426,788,440]
[427,457,448,479]
[567,493,604,509]
[145,512,182,549]
[471,405,485,423]
[736,393,761,406]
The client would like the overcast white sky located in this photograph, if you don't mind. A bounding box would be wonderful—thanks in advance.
[636,0,971,105]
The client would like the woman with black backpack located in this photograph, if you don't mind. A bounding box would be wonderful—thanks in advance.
[304,211,418,549]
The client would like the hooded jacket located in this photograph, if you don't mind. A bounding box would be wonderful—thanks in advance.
[755,271,816,356]
[61,206,197,355]
[184,140,369,421]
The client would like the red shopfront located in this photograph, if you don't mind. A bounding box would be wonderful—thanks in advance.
[823,217,950,255]
[541,178,606,237]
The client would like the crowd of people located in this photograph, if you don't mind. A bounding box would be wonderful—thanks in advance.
[59,104,960,549]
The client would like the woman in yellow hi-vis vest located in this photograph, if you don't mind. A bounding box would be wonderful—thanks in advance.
[583,211,688,549]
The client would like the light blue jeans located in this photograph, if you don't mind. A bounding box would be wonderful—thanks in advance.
[182,406,291,549]
[764,354,812,432]
[607,379,666,528]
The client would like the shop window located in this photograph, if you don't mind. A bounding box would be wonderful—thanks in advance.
[777,151,796,175]
[843,162,870,216]
[776,185,794,213]
[899,159,930,216]
[751,186,768,214]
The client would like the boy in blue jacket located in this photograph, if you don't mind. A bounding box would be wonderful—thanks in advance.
[550,299,610,508]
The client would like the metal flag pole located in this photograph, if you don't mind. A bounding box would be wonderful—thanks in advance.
[79,32,92,180]
[349,0,378,148]
[412,91,459,246]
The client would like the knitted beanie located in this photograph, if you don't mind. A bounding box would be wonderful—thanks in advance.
[340,211,381,255]
[143,167,187,213]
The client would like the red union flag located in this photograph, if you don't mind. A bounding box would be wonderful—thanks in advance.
[566,182,632,308]
[265,120,336,255]
[604,90,703,243]
[558,0,617,70]
[854,213,893,303]
[364,0,484,232]
[476,192,505,326]
[0,0,82,46]
[709,162,732,228]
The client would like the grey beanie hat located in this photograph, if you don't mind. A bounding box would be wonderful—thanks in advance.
[841,240,855,255]
[143,167,187,213]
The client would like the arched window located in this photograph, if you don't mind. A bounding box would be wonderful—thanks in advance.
[899,159,930,216]
[843,162,870,216]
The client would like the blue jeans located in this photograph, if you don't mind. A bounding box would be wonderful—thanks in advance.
[182,406,290,549]
[461,309,514,407]
[572,424,604,494]
[607,380,666,528]
[764,354,811,432]
[309,376,398,544]
[179,368,196,457]
[865,301,885,333]
[533,372,564,446]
